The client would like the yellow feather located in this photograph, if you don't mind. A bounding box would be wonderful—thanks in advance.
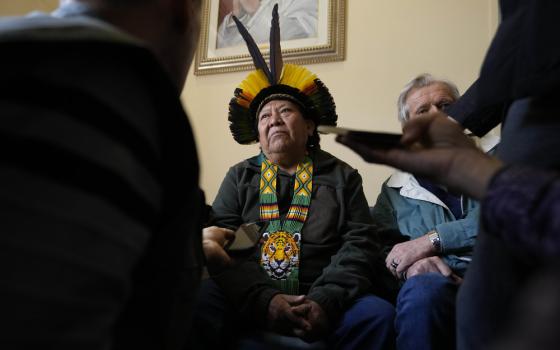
[279,64,301,87]
[238,70,271,99]
[280,64,317,91]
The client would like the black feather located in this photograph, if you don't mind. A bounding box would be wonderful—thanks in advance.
[232,15,272,82]
[269,4,283,84]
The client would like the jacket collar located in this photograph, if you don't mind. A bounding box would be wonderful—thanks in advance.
[387,171,449,208]
[247,149,335,173]
[386,133,499,206]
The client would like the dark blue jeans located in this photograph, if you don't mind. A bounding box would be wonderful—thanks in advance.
[395,273,457,350]
[331,295,396,350]
[189,278,395,350]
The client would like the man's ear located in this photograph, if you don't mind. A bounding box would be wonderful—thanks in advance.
[306,119,316,136]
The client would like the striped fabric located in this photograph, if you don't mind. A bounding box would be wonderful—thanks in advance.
[0,35,203,349]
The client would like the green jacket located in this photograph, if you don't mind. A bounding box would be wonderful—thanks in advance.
[210,149,394,325]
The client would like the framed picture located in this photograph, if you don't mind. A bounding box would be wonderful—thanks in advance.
[194,0,346,75]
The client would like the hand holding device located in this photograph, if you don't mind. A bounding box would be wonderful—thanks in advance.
[318,125,403,149]
[225,222,266,252]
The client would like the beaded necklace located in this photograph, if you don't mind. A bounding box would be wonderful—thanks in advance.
[259,155,313,294]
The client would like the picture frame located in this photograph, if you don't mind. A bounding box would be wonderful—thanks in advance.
[193,0,346,75]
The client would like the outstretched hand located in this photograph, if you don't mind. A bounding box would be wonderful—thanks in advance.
[202,226,235,275]
[337,113,503,200]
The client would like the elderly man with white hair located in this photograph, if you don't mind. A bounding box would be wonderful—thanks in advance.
[370,74,498,350]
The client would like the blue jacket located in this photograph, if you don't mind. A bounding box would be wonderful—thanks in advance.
[372,172,478,275]
[371,134,499,276]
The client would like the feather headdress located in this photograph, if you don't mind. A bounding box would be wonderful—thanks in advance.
[228,4,337,145]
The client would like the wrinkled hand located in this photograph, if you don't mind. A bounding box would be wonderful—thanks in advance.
[267,294,310,335]
[202,226,234,275]
[292,299,329,342]
[386,235,436,278]
[337,113,503,200]
[406,256,463,284]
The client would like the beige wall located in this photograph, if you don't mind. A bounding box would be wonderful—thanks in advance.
[1,0,500,205]
[0,0,58,15]
[185,0,500,205]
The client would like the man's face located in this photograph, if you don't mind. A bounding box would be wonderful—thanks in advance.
[257,99,314,157]
[406,82,456,120]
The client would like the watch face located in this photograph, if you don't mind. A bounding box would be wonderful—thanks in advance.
[429,231,442,252]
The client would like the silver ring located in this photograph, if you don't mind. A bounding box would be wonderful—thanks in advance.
[390,261,399,269]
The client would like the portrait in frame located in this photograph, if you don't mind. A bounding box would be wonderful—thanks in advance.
[194,0,346,75]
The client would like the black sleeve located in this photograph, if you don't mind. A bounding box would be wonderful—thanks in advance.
[445,79,509,137]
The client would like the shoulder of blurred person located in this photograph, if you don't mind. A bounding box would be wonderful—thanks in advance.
[0,1,204,349]
[446,1,560,136]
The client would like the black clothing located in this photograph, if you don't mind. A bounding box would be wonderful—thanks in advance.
[447,0,560,137]
[449,1,560,349]
[0,16,204,350]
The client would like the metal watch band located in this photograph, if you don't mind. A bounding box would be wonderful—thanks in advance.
[428,230,442,253]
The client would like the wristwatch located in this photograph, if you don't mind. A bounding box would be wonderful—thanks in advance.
[428,230,442,253]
